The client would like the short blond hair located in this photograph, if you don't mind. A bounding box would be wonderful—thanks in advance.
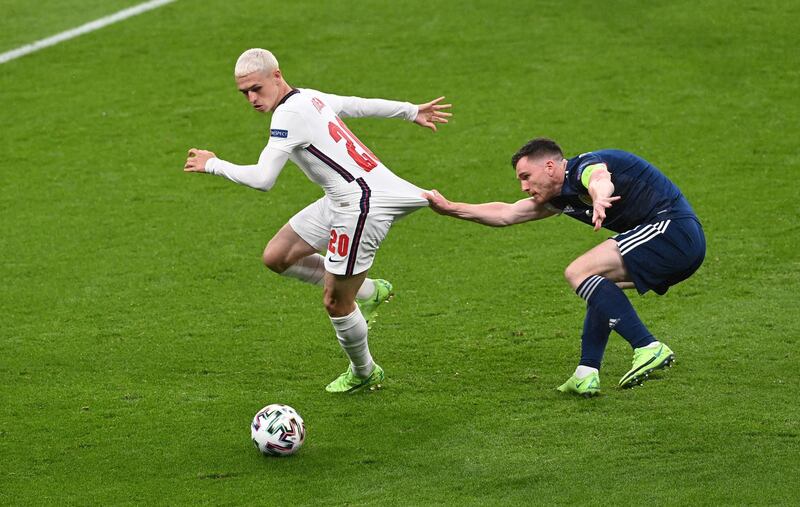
[235,48,279,78]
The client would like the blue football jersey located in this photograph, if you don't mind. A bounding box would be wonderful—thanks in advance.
[547,149,696,232]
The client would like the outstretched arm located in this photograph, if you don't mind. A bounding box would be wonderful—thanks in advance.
[183,145,289,191]
[423,189,557,227]
[324,93,452,132]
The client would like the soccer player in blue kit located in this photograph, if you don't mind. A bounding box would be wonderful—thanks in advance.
[424,138,705,396]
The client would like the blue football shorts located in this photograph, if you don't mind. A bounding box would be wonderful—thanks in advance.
[613,217,705,295]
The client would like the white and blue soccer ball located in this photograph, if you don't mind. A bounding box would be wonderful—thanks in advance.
[251,404,306,456]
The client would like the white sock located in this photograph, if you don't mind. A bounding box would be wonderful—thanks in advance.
[281,254,376,299]
[282,254,326,285]
[644,341,662,349]
[574,365,599,379]
[356,279,377,300]
[330,307,374,378]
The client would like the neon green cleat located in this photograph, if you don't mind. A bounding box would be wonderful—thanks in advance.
[619,342,675,389]
[556,371,600,398]
[325,364,384,393]
[357,279,393,325]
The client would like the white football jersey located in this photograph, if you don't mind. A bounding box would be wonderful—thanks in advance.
[266,88,427,207]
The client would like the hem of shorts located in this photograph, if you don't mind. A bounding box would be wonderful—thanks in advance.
[287,219,323,251]
[323,263,371,277]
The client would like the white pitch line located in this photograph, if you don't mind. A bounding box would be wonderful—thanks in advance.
[0,0,177,65]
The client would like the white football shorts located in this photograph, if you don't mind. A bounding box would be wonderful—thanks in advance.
[288,191,427,276]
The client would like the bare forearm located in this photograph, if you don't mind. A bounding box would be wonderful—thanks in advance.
[586,169,617,230]
[427,191,551,226]
[588,177,615,201]
[443,201,520,227]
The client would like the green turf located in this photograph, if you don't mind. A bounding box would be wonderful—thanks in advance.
[2,0,799,504]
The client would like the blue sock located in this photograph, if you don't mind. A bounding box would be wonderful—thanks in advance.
[576,275,655,350]
[579,304,611,369]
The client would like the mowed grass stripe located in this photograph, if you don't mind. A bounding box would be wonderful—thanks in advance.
[0,0,146,52]
[0,0,176,64]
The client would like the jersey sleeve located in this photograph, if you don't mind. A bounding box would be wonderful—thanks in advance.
[205,146,289,191]
[573,153,608,191]
[314,91,417,121]
[267,108,313,153]
[313,91,345,114]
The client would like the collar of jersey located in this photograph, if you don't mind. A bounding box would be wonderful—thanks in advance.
[277,88,300,107]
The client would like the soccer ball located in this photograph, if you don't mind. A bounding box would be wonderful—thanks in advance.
[251,404,306,456]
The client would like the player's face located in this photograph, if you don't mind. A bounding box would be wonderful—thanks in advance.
[236,70,283,112]
[515,157,563,202]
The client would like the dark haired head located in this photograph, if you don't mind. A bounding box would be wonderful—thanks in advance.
[511,138,564,169]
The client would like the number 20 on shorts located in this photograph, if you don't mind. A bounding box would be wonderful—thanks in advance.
[328,230,350,257]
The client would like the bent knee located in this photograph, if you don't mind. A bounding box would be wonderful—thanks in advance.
[564,261,587,289]
[262,247,289,273]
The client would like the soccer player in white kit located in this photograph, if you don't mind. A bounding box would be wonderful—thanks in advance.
[183,48,451,393]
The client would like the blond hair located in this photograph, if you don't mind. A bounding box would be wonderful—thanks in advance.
[234,48,279,78]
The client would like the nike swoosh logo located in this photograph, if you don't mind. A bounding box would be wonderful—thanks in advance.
[576,380,586,388]
[328,258,344,263]
[626,353,660,379]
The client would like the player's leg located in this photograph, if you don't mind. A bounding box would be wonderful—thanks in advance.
[556,301,606,396]
[612,218,704,387]
[262,223,320,275]
[563,238,632,289]
[262,199,386,304]
[558,239,663,394]
[265,225,380,300]
[565,239,659,350]
[323,271,384,393]
[571,219,701,390]
[322,197,399,392]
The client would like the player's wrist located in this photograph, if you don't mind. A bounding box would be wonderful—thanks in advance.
[407,103,420,122]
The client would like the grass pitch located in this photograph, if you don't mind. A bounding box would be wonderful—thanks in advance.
[1,0,798,504]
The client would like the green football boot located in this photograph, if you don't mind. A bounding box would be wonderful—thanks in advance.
[325,364,385,393]
[618,342,675,389]
[357,279,394,325]
[556,371,601,398]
